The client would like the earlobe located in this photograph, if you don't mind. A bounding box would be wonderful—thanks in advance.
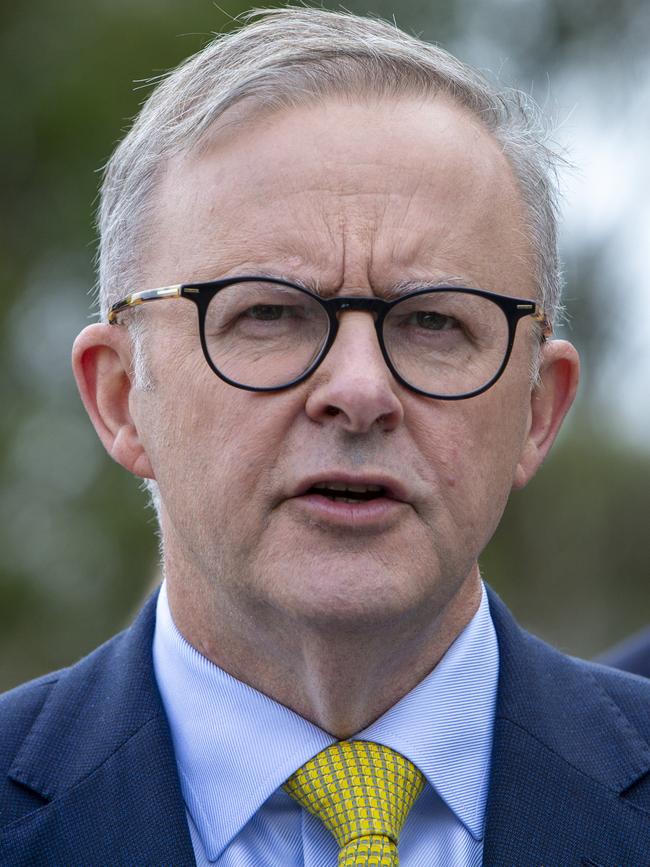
[513,339,580,489]
[72,324,155,479]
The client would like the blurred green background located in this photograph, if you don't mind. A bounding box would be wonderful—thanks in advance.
[1,0,649,691]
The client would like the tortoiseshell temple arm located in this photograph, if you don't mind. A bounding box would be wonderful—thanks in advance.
[516,302,553,340]
[107,280,553,340]
[107,284,184,324]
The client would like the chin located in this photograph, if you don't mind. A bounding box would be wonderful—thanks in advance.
[263,562,436,630]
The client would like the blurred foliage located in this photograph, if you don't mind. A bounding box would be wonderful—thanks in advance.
[484,418,650,657]
[1,0,649,691]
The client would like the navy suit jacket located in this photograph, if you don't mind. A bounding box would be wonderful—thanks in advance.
[598,627,650,679]
[2,588,650,866]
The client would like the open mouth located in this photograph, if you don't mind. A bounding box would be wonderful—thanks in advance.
[307,483,388,504]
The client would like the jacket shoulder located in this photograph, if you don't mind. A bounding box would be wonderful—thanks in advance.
[597,627,650,678]
[586,655,650,744]
[0,596,158,821]
[0,672,64,823]
[0,670,62,749]
[485,590,650,864]
[525,627,650,744]
[0,594,197,867]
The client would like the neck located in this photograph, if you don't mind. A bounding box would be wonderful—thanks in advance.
[166,562,482,738]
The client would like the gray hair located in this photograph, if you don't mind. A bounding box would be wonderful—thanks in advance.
[98,6,565,325]
[97,7,565,518]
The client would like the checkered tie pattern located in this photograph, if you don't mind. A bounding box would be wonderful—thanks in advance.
[283,740,425,866]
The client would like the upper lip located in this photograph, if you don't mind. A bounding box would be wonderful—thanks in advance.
[290,472,410,502]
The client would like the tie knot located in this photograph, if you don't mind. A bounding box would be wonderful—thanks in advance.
[283,741,424,852]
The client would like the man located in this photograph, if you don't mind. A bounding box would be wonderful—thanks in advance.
[2,8,650,866]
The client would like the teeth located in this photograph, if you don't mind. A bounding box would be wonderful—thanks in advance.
[313,482,383,493]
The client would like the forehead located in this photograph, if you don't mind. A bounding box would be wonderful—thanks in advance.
[147,95,535,296]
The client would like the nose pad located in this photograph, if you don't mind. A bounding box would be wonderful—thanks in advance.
[304,313,404,432]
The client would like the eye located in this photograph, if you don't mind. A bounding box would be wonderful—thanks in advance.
[245,304,287,321]
[414,311,459,331]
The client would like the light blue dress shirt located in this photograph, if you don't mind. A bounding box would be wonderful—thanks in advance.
[153,581,498,866]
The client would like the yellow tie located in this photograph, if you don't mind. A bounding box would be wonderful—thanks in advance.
[283,740,425,866]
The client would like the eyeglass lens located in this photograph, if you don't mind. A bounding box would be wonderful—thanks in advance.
[203,281,510,395]
[204,282,330,388]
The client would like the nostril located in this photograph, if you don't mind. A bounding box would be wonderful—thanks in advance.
[325,406,340,417]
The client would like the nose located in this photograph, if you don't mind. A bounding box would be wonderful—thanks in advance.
[304,311,404,433]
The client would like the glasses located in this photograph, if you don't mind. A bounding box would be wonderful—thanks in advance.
[108,276,550,400]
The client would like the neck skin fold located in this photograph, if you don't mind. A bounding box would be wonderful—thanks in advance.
[165,550,482,739]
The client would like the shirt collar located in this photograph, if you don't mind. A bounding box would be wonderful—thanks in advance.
[358,584,499,840]
[153,581,498,859]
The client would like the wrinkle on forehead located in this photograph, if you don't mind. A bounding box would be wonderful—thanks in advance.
[148,95,535,298]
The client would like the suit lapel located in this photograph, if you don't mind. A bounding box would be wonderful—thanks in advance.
[6,586,650,865]
[3,594,195,866]
[483,588,650,866]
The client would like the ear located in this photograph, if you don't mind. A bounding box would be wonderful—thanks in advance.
[513,339,580,489]
[72,323,155,479]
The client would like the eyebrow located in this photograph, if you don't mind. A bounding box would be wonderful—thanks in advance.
[384,276,476,299]
[250,271,477,299]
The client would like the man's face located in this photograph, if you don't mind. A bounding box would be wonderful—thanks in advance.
[131,95,546,635]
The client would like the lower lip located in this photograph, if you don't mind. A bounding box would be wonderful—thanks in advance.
[289,493,407,529]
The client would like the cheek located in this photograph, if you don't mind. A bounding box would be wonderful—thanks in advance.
[411,414,462,492]
[141,376,294,521]
[463,383,532,509]
[413,384,530,529]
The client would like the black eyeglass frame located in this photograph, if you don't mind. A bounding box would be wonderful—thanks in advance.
[108,276,551,400]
